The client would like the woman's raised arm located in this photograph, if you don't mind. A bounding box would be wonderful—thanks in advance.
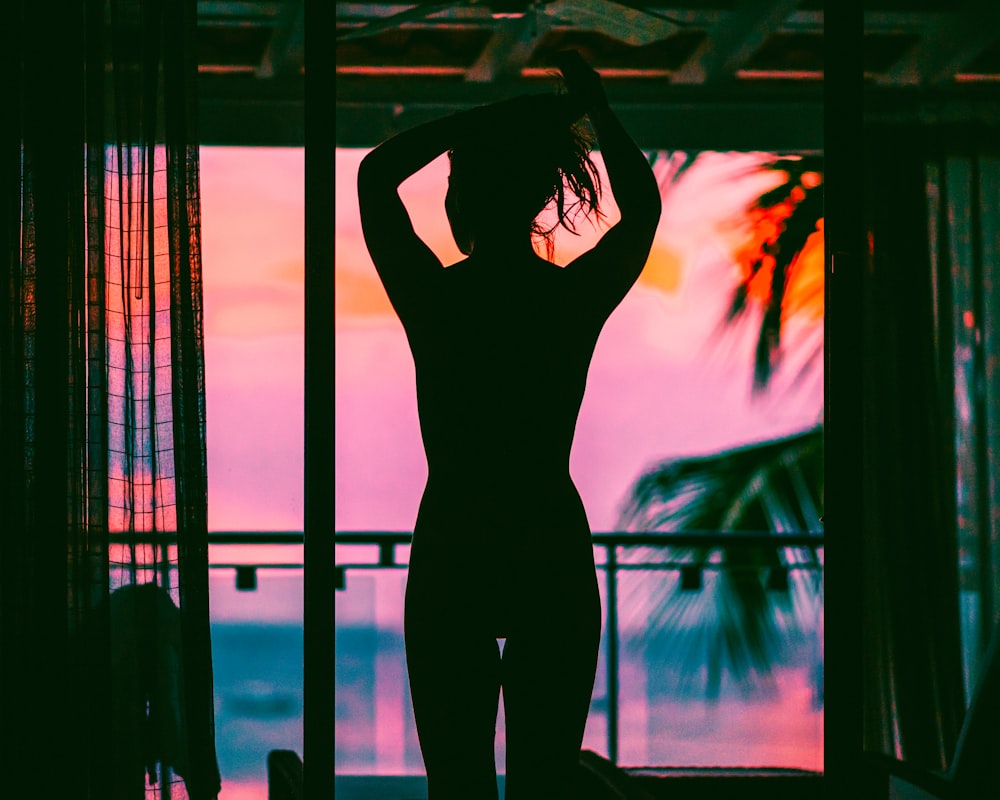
[559,52,662,317]
[357,111,472,315]
[357,96,556,316]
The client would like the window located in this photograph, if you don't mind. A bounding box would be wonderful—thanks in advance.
[335,147,825,776]
[200,146,305,797]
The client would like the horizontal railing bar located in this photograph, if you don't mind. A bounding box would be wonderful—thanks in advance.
[107,532,306,544]
[593,533,823,547]
[334,531,824,547]
[324,562,823,572]
[202,563,824,576]
[106,530,824,547]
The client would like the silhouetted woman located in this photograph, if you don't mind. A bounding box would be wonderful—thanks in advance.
[358,52,661,799]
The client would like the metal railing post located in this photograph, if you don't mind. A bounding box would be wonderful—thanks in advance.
[605,543,619,765]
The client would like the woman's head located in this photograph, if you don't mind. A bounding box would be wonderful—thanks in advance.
[445,96,604,259]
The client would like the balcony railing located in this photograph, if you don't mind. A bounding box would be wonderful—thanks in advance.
[332,530,824,770]
[111,529,824,776]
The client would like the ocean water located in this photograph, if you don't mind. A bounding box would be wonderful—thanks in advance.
[333,565,824,776]
[211,622,304,792]
[208,613,822,799]
[205,557,822,799]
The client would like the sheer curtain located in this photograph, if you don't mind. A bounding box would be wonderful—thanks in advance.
[2,1,219,797]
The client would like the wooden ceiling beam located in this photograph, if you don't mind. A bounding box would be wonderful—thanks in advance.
[334,76,822,149]
[333,4,841,36]
[198,0,283,23]
[876,3,1000,87]
[196,74,303,145]
[257,0,305,77]
[465,12,548,83]
[671,0,804,85]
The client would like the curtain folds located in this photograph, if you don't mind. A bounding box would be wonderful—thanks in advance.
[861,124,969,773]
[2,1,220,797]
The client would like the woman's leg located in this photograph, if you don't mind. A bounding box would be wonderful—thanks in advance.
[501,565,602,799]
[405,568,503,800]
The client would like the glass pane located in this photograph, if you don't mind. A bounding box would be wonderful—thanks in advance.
[201,146,305,535]
[332,549,612,776]
[335,142,825,778]
[201,146,305,797]
[614,550,823,769]
[335,569,419,773]
[210,569,304,789]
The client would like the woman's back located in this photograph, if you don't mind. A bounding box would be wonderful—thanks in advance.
[408,256,602,486]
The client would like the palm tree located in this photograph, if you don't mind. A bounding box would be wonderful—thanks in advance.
[617,153,825,703]
[723,154,824,393]
[617,427,823,702]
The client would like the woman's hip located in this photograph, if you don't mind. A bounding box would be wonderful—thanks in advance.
[405,556,600,639]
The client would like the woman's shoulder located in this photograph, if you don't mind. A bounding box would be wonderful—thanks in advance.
[445,253,566,278]
[443,256,474,271]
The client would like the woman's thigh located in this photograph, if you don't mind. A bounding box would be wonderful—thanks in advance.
[501,565,602,798]
[404,567,503,799]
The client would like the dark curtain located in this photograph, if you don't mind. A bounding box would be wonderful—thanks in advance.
[931,127,1000,663]
[861,124,968,772]
[1,1,220,798]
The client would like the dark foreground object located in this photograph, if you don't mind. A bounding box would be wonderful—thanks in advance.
[284,749,825,800]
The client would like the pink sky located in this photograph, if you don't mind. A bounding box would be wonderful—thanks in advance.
[200,147,305,533]
[199,147,822,536]
[331,149,825,773]
[199,146,824,775]
[334,147,823,533]
[197,144,823,561]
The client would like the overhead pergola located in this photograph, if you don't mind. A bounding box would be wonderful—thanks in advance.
[195,0,305,145]
[189,1,1000,148]
[332,0,1000,150]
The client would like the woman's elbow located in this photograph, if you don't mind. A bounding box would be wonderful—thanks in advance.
[643,172,663,215]
[632,184,662,231]
[357,152,379,189]
[645,190,663,225]
[357,148,396,189]
[619,173,661,224]
[357,155,397,209]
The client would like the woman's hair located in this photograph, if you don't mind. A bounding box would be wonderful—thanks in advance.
[448,95,605,260]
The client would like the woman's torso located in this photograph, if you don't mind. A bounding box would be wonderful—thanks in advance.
[402,257,605,568]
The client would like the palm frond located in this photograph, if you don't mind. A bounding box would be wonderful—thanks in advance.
[650,150,697,195]
[616,428,823,701]
[723,157,824,392]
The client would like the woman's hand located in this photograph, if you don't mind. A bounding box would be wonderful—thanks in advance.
[552,50,607,117]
